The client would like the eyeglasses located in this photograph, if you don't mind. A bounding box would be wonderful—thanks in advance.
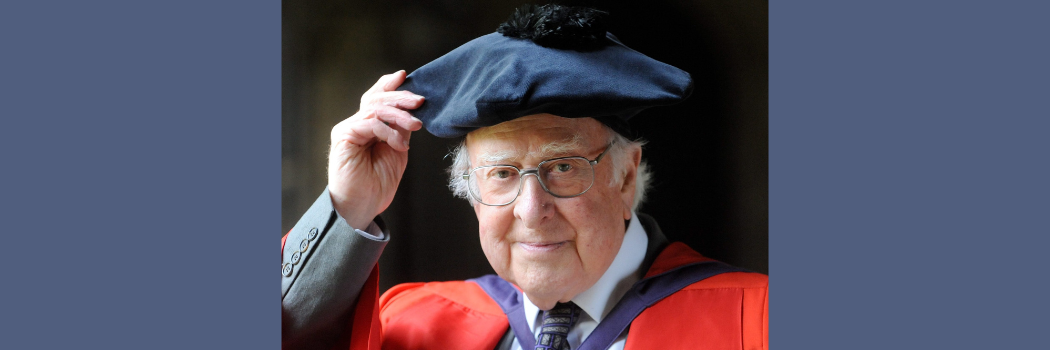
[463,145,612,206]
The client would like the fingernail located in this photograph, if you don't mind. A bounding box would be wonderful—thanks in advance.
[403,140,410,148]
[411,116,422,123]
[413,95,424,100]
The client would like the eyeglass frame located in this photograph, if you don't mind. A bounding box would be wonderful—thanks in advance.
[462,144,614,206]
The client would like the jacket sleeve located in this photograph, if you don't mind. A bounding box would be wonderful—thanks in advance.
[281,188,389,350]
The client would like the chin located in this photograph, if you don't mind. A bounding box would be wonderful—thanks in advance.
[511,265,580,309]
[520,285,569,310]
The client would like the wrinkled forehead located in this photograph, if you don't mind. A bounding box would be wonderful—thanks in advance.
[465,114,607,163]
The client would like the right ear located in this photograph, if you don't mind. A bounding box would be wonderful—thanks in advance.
[618,144,642,220]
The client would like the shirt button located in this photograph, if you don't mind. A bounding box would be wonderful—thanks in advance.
[290,251,301,264]
[299,239,310,252]
[307,228,319,241]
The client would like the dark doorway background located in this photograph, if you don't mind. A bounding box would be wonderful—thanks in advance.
[283,0,767,292]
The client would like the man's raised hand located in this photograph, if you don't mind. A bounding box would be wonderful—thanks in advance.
[328,70,424,229]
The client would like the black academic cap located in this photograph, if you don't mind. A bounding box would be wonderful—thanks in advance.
[398,4,693,138]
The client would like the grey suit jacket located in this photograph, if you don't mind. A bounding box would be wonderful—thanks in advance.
[281,188,388,349]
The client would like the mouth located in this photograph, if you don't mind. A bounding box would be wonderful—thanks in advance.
[517,241,568,253]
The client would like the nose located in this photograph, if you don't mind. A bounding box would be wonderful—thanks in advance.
[513,173,554,228]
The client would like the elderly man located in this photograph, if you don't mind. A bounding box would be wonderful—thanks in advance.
[282,5,767,350]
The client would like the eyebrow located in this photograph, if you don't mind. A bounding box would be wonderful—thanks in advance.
[538,134,584,158]
[479,149,521,163]
[475,134,584,164]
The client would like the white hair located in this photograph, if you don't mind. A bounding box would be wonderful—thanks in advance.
[447,125,653,210]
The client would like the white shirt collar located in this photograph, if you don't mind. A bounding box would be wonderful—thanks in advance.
[522,211,649,330]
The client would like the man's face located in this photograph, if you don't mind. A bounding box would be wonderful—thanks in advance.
[465,114,637,310]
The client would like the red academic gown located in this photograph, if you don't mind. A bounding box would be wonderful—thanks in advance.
[342,242,768,350]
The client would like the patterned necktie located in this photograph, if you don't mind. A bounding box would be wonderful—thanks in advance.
[535,302,582,350]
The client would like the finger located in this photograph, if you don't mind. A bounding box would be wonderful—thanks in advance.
[330,106,417,146]
[387,123,413,151]
[365,118,411,152]
[369,106,423,131]
[364,90,425,110]
[333,117,385,148]
[365,70,407,94]
[338,118,412,152]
